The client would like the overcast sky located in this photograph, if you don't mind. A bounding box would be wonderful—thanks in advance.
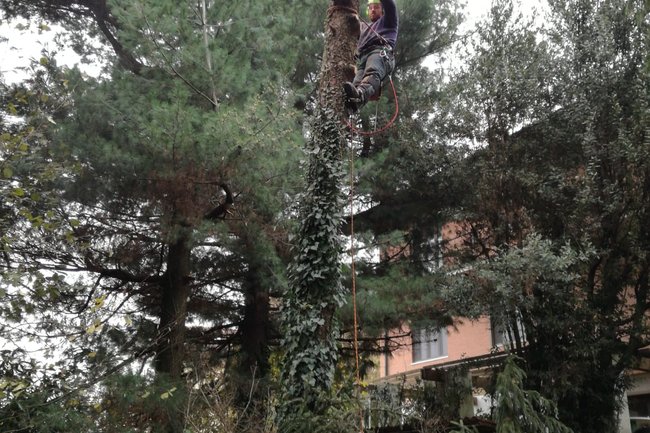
[0,1,545,84]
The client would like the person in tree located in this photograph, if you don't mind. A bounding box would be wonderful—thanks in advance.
[344,0,399,112]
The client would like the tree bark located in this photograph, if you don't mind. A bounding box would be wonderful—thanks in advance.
[154,227,192,433]
[155,231,191,378]
[229,226,274,407]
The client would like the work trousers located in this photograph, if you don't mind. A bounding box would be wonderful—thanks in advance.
[353,46,396,96]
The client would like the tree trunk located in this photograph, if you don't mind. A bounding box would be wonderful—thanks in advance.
[279,0,359,423]
[154,227,192,433]
[156,231,191,377]
[233,269,271,407]
[239,276,271,378]
[232,229,273,405]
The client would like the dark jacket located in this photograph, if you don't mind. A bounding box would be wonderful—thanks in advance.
[356,0,399,56]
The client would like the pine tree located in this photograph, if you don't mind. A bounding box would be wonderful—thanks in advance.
[494,357,572,433]
[0,1,311,432]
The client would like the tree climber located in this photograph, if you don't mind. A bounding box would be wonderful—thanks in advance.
[344,0,399,112]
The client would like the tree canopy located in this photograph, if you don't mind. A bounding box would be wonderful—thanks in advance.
[1,0,649,433]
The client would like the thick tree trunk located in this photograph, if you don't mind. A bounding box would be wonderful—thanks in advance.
[155,231,191,378]
[233,269,271,409]
[231,227,273,404]
[318,1,360,112]
[154,228,192,433]
[279,0,359,423]
[239,276,271,378]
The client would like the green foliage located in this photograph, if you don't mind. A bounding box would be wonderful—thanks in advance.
[343,263,449,325]
[449,420,479,433]
[442,233,584,325]
[0,390,95,433]
[2,1,307,433]
[363,370,474,432]
[95,374,191,433]
[437,1,650,432]
[279,111,347,414]
[494,357,572,433]
[3,0,647,432]
[276,391,362,433]
[364,381,407,429]
[414,370,474,432]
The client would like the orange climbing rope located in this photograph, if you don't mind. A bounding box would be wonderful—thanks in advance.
[348,127,365,433]
[349,140,361,384]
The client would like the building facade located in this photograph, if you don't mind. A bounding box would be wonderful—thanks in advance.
[374,316,647,433]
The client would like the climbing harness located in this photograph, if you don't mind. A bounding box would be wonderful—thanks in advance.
[343,8,400,136]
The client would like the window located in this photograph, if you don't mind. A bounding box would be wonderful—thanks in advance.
[424,222,444,271]
[628,394,650,431]
[491,317,526,348]
[412,328,447,363]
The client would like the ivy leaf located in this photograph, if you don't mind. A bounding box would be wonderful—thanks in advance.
[160,387,177,400]
[91,295,106,312]
[86,319,103,334]
[12,382,27,393]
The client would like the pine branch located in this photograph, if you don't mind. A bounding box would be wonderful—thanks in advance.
[204,183,235,220]
[83,254,162,284]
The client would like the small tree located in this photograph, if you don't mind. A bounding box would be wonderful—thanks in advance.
[495,357,573,433]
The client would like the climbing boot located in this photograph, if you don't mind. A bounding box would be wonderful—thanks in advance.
[357,82,376,105]
[343,81,364,112]
[345,76,381,112]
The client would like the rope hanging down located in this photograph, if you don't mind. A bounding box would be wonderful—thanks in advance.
[349,138,360,385]
[348,125,366,433]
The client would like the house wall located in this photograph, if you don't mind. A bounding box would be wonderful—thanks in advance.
[374,219,643,432]
[379,316,495,378]
[621,369,650,433]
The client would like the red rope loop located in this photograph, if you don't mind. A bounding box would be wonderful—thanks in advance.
[343,76,399,137]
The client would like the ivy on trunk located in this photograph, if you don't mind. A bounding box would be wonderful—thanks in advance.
[278,0,360,424]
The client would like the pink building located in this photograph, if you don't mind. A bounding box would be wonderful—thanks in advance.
[370,222,645,432]
[376,222,509,389]
[379,317,502,380]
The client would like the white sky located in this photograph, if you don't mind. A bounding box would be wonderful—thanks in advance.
[0,1,544,84]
